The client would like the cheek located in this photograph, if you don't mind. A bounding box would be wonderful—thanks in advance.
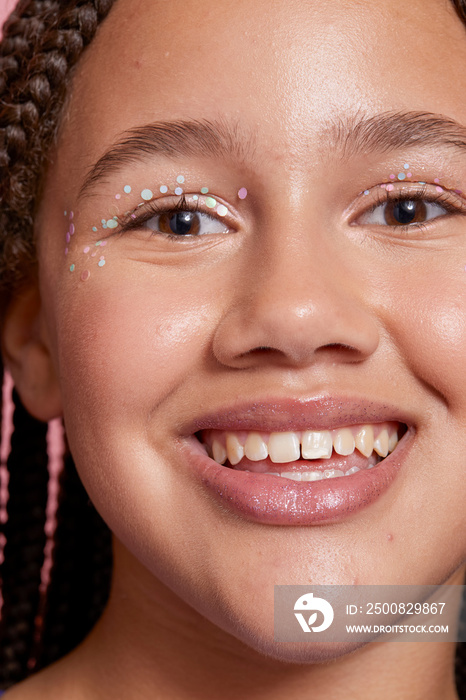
[54,268,214,425]
[380,266,466,408]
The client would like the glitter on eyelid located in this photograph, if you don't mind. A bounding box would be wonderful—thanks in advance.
[141,189,153,200]
[201,187,209,194]
[124,185,132,194]
[70,264,75,272]
[238,187,248,199]
[106,219,118,229]
[205,197,217,208]
[81,270,90,281]
[176,175,185,184]
[397,173,406,180]
[175,187,183,195]
[217,204,228,216]
[160,185,168,193]
[84,246,90,254]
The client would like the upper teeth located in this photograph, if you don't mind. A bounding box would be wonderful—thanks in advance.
[206,424,399,466]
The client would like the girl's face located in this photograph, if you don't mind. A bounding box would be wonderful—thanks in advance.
[30,0,466,660]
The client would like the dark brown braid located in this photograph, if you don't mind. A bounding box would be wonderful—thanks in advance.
[0,0,466,693]
[0,0,115,690]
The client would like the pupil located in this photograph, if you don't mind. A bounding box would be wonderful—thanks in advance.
[392,201,417,225]
[169,211,196,235]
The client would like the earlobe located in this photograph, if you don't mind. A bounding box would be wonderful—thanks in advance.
[1,283,62,422]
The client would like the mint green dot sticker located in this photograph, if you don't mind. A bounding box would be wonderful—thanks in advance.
[70,264,75,272]
[141,189,153,201]
[201,187,209,194]
[124,185,131,194]
[205,197,217,208]
[107,219,118,229]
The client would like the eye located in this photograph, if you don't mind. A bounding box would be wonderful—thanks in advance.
[145,209,229,236]
[358,197,448,227]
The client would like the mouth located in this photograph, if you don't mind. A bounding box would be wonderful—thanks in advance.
[180,397,414,526]
[198,422,403,482]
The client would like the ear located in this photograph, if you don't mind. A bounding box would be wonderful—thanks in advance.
[2,282,62,422]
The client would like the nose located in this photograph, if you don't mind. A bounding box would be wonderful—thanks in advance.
[212,222,380,370]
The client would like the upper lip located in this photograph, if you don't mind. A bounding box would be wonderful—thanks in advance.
[182,395,415,435]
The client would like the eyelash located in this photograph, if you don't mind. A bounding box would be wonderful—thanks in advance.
[356,184,466,233]
[118,195,227,239]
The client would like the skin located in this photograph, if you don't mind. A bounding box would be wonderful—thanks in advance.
[3,0,466,697]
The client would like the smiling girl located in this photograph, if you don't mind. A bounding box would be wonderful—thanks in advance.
[1,0,466,698]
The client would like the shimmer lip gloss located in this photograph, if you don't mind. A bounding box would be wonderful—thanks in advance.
[179,396,415,526]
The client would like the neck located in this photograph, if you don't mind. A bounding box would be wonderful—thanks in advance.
[46,541,462,700]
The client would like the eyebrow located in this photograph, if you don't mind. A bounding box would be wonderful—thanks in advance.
[78,118,254,199]
[78,111,466,199]
[332,110,466,158]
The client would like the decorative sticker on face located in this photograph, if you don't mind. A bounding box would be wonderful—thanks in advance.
[64,177,249,280]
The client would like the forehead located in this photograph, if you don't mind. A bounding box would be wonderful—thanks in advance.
[56,0,466,196]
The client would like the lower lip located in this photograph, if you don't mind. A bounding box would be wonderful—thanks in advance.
[181,434,412,526]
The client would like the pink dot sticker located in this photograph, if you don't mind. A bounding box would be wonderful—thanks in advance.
[238,187,248,200]
[81,270,90,282]
[386,184,394,192]
[66,232,71,243]
[389,174,395,180]
[70,223,75,235]
[115,194,121,200]
[434,178,440,184]
[83,246,90,254]
[100,240,107,246]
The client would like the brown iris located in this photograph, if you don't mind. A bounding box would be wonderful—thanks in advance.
[158,211,201,236]
[384,200,427,226]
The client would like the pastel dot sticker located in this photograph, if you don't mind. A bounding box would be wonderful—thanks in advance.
[115,194,121,200]
[205,197,217,208]
[70,264,75,272]
[436,186,443,193]
[98,259,106,267]
[83,246,90,254]
[176,175,185,184]
[69,211,74,220]
[217,204,228,216]
[70,223,75,235]
[389,174,395,181]
[96,241,101,246]
[160,185,168,194]
[175,187,183,195]
[124,185,132,194]
[141,189,153,201]
[100,240,107,246]
[107,219,118,229]
[66,232,71,243]
[92,226,97,232]
[407,172,412,178]
[201,187,209,194]
[386,184,394,192]
[65,248,68,256]
[238,187,248,200]
[404,163,409,170]
[193,195,199,201]
[364,190,370,195]
[434,178,440,184]
[64,211,67,217]
[397,173,406,180]
[81,270,90,282]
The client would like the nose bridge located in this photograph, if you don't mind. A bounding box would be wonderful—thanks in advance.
[213,210,380,367]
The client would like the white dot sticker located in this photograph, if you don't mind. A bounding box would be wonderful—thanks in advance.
[217,204,228,217]
[160,185,168,194]
[176,175,185,184]
[141,189,153,200]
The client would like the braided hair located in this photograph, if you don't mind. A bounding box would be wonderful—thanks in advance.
[0,0,465,692]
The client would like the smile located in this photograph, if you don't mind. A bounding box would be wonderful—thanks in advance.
[181,397,414,525]
[200,423,400,481]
